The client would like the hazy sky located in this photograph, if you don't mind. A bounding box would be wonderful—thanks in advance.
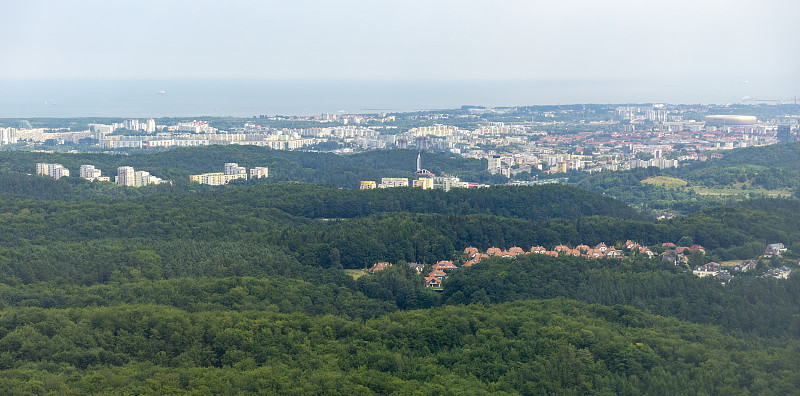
[2,0,798,81]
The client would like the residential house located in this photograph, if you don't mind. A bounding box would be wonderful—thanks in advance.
[368,262,392,273]
[424,276,442,288]
[689,244,706,254]
[407,262,424,273]
[763,266,792,279]
[693,262,721,277]
[715,270,733,283]
[733,260,757,272]
[767,243,787,252]
[530,246,547,254]
[586,249,603,258]
[432,260,458,272]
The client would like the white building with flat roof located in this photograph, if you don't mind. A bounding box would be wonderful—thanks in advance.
[36,163,70,180]
[250,167,268,179]
[79,165,102,180]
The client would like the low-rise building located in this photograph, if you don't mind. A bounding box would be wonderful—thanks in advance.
[378,178,409,188]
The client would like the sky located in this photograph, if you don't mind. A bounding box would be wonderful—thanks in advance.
[1,0,798,82]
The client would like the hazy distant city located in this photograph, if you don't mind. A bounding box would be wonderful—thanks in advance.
[5,102,798,189]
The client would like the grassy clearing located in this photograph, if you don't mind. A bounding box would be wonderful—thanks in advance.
[691,186,792,197]
[641,176,688,187]
[344,269,367,280]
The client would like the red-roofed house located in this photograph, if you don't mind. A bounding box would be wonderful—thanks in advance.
[425,276,442,288]
[689,244,706,254]
[432,260,458,271]
[368,262,392,273]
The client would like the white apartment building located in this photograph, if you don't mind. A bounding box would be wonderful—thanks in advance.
[36,163,70,180]
[224,163,247,175]
[79,165,102,180]
[117,166,135,186]
[0,127,18,145]
[250,167,269,179]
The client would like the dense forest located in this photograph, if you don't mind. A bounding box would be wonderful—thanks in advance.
[0,146,499,191]
[1,146,800,393]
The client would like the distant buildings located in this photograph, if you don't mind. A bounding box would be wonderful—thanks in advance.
[117,166,134,186]
[36,163,70,180]
[79,165,108,181]
[360,181,376,190]
[378,178,409,188]
[250,167,269,179]
[116,166,164,187]
[0,127,18,145]
[763,266,792,279]
[190,163,267,185]
[413,177,434,189]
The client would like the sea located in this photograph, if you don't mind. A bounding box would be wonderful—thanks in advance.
[0,77,797,118]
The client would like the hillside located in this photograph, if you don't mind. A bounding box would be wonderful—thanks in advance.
[573,142,800,213]
[1,148,799,393]
[0,146,496,190]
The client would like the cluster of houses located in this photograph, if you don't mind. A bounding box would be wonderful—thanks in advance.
[763,266,792,279]
[763,243,787,258]
[463,241,655,264]
[661,243,707,265]
[691,243,794,283]
[368,241,654,289]
[692,262,733,282]
[366,240,795,289]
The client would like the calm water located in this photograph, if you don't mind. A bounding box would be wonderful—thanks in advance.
[0,77,796,117]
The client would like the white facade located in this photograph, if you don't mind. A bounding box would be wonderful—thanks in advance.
[79,165,102,180]
[224,163,247,175]
[36,163,70,180]
[0,127,18,145]
[250,167,269,179]
[117,166,135,186]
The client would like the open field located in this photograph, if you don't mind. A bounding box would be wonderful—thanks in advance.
[691,186,793,197]
[642,177,792,198]
[344,269,367,280]
[641,176,688,187]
